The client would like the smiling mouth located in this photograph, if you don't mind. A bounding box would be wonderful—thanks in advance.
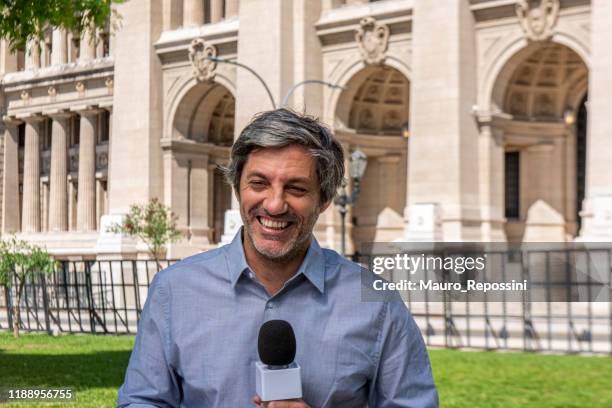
[257,216,293,230]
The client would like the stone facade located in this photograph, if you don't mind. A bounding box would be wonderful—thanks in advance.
[0,0,607,260]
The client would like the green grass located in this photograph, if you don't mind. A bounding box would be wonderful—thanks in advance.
[0,332,134,407]
[431,348,612,407]
[1,332,611,407]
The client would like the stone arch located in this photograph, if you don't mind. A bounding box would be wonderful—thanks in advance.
[481,32,590,112]
[165,73,237,141]
[163,76,236,255]
[487,40,589,242]
[332,63,410,252]
[170,78,236,144]
[493,42,587,119]
[325,53,411,128]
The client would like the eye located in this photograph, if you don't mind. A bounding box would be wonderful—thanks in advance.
[287,186,307,194]
[249,180,267,189]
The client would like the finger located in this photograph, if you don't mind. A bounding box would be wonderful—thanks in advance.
[252,395,265,406]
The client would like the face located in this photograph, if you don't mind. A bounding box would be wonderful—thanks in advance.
[238,145,330,262]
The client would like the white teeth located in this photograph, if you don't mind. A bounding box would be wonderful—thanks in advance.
[259,217,289,229]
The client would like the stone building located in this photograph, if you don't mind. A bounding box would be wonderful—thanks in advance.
[0,0,610,260]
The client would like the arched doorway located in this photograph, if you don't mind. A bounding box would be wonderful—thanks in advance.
[492,43,588,242]
[334,65,409,252]
[165,81,235,254]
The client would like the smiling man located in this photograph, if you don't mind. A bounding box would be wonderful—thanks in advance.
[117,109,438,408]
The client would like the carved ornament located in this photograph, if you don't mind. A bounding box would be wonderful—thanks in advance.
[188,39,217,82]
[516,0,560,41]
[355,17,389,65]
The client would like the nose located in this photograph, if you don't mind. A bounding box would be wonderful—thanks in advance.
[263,187,288,216]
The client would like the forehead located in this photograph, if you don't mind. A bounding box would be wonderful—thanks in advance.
[242,145,317,181]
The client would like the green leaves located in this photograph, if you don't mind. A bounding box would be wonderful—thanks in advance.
[108,198,182,265]
[0,236,58,337]
[0,0,123,51]
[0,236,58,288]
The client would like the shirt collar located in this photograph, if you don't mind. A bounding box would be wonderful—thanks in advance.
[225,228,326,294]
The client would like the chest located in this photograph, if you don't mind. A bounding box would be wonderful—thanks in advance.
[168,290,380,407]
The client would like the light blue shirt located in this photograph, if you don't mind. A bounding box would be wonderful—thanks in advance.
[117,230,438,407]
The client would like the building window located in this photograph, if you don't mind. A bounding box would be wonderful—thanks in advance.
[576,96,588,230]
[70,34,80,62]
[505,151,520,219]
[44,31,53,67]
[18,123,25,147]
[17,48,25,71]
[98,110,110,143]
[70,115,80,146]
[41,118,52,150]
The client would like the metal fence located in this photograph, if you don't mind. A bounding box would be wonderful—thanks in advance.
[385,245,612,355]
[1,248,611,355]
[0,260,176,335]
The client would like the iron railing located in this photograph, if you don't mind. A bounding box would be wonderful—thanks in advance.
[0,249,611,355]
[0,260,176,335]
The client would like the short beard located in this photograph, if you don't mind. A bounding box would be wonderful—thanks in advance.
[242,206,320,262]
[245,227,310,263]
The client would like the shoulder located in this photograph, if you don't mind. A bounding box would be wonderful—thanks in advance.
[321,247,363,277]
[152,246,228,287]
[321,247,415,321]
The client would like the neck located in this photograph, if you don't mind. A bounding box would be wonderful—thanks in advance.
[243,235,310,296]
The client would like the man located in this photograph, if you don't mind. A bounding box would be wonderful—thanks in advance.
[117,109,438,407]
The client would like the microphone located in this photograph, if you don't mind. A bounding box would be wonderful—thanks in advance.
[256,320,303,402]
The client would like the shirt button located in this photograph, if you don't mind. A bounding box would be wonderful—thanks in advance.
[266,302,274,309]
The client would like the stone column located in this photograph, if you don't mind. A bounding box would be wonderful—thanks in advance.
[76,109,98,231]
[578,0,612,241]
[183,0,205,26]
[162,0,182,30]
[405,0,480,241]
[2,118,21,234]
[1,40,18,73]
[478,120,506,241]
[226,0,239,17]
[104,107,113,197]
[79,28,96,62]
[190,155,210,246]
[321,0,344,11]
[211,0,224,22]
[523,142,566,242]
[109,6,117,57]
[47,111,71,232]
[96,29,105,59]
[51,29,68,65]
[21,115,44,232]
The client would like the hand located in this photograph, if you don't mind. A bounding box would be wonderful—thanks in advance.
[252,395,310,408]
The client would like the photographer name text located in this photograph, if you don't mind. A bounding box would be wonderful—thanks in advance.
[372,279,529,293]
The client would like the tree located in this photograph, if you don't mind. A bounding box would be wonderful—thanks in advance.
[108,198,182,271]
[0,236,57,337]
[0,0,123,51]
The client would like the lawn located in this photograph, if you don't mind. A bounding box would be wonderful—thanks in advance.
[1,332,611,407]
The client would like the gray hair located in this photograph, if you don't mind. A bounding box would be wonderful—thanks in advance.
[223,108,345,204]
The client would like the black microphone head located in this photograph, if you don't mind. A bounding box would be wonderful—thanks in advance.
[258,320,296,366]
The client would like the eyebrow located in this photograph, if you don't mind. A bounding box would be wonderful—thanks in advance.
[246,171,312,184]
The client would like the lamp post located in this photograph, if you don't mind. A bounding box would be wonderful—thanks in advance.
[334,148,368,257]
[207,56,277,109]
[207,56,344,109]
[280,80,345,107]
